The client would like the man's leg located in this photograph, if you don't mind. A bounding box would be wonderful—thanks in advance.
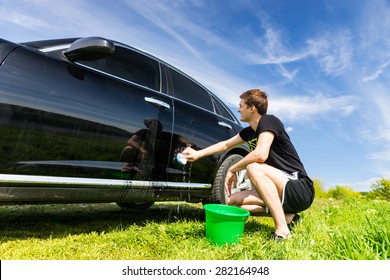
[229,189,297,221]
[245,162,290,238]
[228,188,269,214]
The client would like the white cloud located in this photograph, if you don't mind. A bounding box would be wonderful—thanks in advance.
[0,0,140,42]
[362,69,383,82]
[0,9,47,29]
[268,93,356,122]
[368,146,390,162]
[122,0,229,61]
[246,23,311,65]
[286,127,294,133]
[277,65,300,82]
[362,60,390,82]
[243,14,354,85]
[362,87,390,161]
[306,30,353,76]
[358,0,390,57]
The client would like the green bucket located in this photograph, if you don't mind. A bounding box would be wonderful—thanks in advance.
[204,204,250,245]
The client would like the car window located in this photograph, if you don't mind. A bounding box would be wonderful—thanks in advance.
[212,96,236,122]
[79,46,160,91]
[169,69,213,111]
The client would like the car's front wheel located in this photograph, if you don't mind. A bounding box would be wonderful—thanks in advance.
[208,154,251,204]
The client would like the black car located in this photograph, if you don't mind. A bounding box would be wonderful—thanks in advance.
[0,37,249,209]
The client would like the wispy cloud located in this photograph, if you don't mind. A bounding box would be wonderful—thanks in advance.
[277,64,300,82]
[306,30,353,76]
[0,0,138,42]
[246,24,310,65]
[358,0,390,56]
[269,93,356,122]
[286,127,294,133]
[368,147,390,162]
[0,9,47,29]
[245,15,353,79]
[352,2,390,165]
[122,0,230,61]
[124,0,360,125]
[362,86,390,161]
[362,60,390,82]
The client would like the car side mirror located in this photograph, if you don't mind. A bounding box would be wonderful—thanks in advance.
[63,37,115,62]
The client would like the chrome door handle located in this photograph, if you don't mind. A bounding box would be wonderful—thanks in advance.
[218,121,232,130]
[144,97,171,110]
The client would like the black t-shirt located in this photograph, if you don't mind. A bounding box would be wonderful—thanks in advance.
[239,114,311,182]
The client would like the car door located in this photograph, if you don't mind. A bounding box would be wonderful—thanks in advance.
[0,42,173,203]
[162,65,242,185]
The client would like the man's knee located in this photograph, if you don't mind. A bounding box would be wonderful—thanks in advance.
[246,162,267,176]
[246,163,268,186]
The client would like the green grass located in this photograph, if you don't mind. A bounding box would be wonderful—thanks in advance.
[0,198,389,260]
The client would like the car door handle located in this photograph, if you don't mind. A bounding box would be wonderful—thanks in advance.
[218,121,232,130]
[144,97,171,110]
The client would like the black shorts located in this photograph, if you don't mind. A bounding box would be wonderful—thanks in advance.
[282,178,314,214]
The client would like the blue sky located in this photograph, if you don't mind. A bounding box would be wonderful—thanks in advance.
[1,0,390,192]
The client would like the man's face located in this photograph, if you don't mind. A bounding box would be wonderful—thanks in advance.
[238,99,252,122]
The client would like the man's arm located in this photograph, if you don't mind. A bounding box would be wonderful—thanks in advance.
[224,131,274,194]
[228,131,274,173]
[182,134,244,162]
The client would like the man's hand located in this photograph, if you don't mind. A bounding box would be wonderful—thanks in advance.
[181,147,200,162]
[224,168,237,197]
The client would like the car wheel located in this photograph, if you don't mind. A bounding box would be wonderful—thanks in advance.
[116,202,155,210]
[208,154,251,205]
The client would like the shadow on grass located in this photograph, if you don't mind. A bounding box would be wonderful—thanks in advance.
[0,203,275,243]
[0,202,206,241]
[244,219,274,234]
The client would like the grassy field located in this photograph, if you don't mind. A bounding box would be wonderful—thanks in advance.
[0,197,389,260]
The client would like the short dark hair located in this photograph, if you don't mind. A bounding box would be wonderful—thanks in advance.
[240,89,268,115]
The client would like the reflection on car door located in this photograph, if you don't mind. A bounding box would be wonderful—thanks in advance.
[0,45,173,202]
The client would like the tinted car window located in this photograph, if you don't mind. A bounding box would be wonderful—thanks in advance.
[212,96,236,122]
[79,46,160,91]
[169,69,213,111]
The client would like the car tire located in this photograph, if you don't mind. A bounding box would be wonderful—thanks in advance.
[208,154,248,205]
[116,202,155,210]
